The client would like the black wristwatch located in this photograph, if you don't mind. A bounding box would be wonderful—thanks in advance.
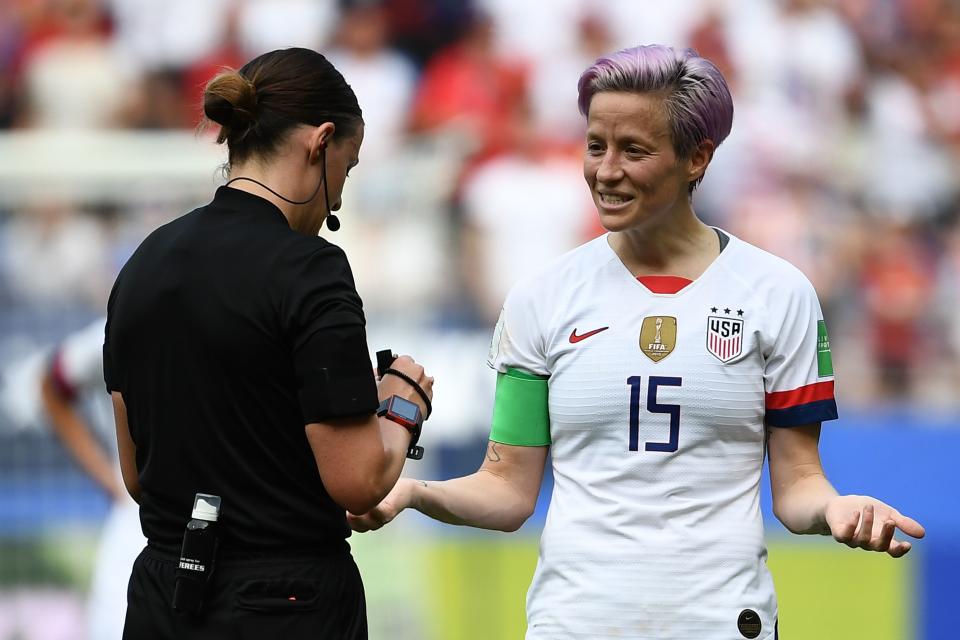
[377,395,425,460]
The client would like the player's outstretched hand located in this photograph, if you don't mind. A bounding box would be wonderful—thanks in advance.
[347,477,416,533]
[824,495,925,558]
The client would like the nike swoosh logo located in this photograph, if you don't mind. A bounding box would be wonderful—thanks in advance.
[569,326,610,343]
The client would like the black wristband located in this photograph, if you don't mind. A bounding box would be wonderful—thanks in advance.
[382,368,432,419]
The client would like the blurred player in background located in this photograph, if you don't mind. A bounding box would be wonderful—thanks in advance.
[350,44,926,639]
[40,317,146,640]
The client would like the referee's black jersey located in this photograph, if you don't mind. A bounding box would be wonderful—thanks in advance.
[103,186,379,552]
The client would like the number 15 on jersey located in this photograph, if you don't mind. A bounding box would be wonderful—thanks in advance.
[627,376,683,453]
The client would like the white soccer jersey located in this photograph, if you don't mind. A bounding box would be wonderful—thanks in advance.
[50,317,115,446]
[488,231,837,640]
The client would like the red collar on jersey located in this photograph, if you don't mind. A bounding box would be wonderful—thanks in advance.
[636,275,693,294]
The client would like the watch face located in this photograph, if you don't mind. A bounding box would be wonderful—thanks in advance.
[390,396,421,423]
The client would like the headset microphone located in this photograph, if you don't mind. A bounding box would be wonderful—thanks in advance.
[223,141,343,233]
[320,144,339,232]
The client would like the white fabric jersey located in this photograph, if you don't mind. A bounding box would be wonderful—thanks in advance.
[488,231,837,640]
[51,317,115,448]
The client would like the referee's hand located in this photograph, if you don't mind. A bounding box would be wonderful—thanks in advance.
[377,355,434,416]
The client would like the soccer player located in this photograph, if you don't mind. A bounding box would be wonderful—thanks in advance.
[39,317,145,640]
[348,45,926,639]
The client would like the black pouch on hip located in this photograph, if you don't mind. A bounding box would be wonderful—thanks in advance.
[172,493,221,614]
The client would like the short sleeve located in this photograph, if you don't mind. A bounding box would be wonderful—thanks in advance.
[284,245,378,423]
[763,277,838,427]
[52,317,107,400]
[487,280,549,376]
[103,275,121,393]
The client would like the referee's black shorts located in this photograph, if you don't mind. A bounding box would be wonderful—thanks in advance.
[123,543,367,640]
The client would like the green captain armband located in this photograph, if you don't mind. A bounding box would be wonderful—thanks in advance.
[489,367,551,446]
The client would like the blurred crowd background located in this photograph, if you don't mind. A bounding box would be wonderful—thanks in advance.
[0,0,957,639]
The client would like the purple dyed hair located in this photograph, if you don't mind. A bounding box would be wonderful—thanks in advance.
[578,44,733,186]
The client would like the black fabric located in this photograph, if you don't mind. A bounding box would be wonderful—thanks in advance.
[714,227,730,252]
[123,546,367,640]
[103,186,379,551]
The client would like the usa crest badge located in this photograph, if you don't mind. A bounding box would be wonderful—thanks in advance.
[706,316,743,362]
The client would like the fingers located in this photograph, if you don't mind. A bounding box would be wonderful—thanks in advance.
[346,505,393,533]
[831,510,860,546]
[391,355,424,379]
[827,497,925,558]
[854,504,875,548]
[884,510,923,558]
[892,512,926,539]
[832,507,923,558]
[379,354,435,408]
[874,518,896,552]
[421,375,435,400]
[346,513,373,533]
[887,540,912,558]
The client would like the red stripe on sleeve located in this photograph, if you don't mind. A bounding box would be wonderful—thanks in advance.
[49,349,79,402]
[765,380,835,410]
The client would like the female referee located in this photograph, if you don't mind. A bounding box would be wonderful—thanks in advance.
[104,48,433,640]
[349,44,926,639]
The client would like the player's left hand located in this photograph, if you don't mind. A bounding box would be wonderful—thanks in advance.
[824,495,925,558]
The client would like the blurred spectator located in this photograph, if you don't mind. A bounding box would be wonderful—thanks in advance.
[475,0,584,63]
[106,0,232,73]
[726,176,859,301]
[860,221,937,398]
[117,68,193,129]
[858,68,955,221]
[236,0,339,56]
[2,199,110,309]
[180,2,246,128]
[459,103,595,324]
[0,3,26,128]
[528,14,612,146]
[20,0,125,129]
[597,0,716,50]
[408,11,527,165]
[380,0,475,68]
[326,1,417,159]
[725,0,864,187]
[936,223,960,385]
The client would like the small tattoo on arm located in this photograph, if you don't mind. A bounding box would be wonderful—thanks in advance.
[418,481,428,488]
[487,442,502,462]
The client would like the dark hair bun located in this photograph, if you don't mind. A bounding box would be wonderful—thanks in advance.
[203,70,258,142]
[199,48,362,167]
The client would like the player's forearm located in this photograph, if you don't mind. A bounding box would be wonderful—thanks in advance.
[409,470,534,532]
[42,375,123,499]
[772,470,838,535]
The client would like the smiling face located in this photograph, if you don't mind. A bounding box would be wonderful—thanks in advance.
[584,91,708,233]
